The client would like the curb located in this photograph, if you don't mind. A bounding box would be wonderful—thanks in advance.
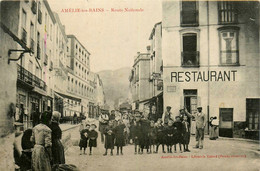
[61,124,80,132]
[202,134,259,143]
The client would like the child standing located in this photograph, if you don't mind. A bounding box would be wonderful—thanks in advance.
[155,118,166,153]
[173,116,183,153]
[79,124,90,155]
[182,115,191,152]
[165,120,174,153]
[88,124,98,155]
[133,112,142,154]
[148,121,157,153]
[103,120,115,156]
[114,119,126,155]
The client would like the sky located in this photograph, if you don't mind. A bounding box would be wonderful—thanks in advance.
[48,0,162,72]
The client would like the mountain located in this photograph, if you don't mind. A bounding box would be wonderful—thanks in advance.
[98,67,132,110]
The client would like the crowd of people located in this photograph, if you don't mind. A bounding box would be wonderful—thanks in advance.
[79,105,214,156]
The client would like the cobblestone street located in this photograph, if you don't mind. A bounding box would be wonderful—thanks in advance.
[63,123,260,171]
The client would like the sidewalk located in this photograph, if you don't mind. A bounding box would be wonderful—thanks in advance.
[60,123,80,132]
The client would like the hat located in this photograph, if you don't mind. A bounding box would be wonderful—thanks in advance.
[179,108,184,112]
[85,124,90,127]
[197,106,202,109]
[134,109,140,113]
[166,106,171,109]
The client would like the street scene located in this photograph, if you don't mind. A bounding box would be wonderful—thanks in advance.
[0,0,260,170]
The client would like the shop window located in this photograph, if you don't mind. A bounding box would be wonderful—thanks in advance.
[218,27,239,65]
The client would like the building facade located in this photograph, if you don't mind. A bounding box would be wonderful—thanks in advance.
[149,22,164,117]
[129,52,151,116]
[5,0,56,129]
[162,0,259,139]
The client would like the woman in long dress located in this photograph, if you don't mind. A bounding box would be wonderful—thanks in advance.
[31,111,52,171]
[49,111,65,165]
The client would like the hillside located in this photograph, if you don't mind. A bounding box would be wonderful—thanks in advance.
[98,67,131,110]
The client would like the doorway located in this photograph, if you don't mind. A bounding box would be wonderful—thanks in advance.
[219,108,233,138]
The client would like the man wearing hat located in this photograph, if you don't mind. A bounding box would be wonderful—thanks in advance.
[162,106,174,125]
[185,107,206,149]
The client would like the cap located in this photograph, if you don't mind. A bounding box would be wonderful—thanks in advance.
[197,106,202,109]
[166,106,172,109]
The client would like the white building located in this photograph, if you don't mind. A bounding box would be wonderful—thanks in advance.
[162,0,259,139]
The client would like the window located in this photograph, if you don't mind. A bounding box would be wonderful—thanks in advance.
[30,22,34,50]
[181,33,199,67]
[218,2,238,24]
[218,27,239,65]
[28,60,33,73]
[71,78,74,92]
[50,24,52,40]
[22,9,27,29]
[181,1,198,26]
[246,99,260,130]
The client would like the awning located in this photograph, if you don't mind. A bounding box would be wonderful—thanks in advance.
[54,91,81,102]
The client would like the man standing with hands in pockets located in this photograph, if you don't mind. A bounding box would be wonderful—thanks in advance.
[185,107,206,149]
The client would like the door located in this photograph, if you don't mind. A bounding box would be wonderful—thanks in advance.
[219,108,233,138]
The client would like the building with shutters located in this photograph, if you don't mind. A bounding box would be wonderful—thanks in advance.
[162,0,259,139]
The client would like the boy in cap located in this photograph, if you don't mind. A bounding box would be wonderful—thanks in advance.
[79,124,90,155]
[182,115,191,152]
[185,107,206,149]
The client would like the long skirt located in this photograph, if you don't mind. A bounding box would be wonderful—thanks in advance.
[52,139,65,165]
[32,145,51,171]
[104,135,114,149]
[183,132,190,145]
[209,126,218,140]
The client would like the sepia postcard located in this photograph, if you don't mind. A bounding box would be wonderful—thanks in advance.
[0,0,259,170]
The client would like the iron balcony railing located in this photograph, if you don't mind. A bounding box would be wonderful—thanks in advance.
[181,51,200,67]
[21,27,27,44]
[17,64,46,91]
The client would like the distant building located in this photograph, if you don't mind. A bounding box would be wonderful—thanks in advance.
[129,51,151,113]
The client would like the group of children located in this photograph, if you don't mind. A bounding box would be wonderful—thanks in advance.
[79,123,98,155]
[79,112,191,156]
[133,113,191,154]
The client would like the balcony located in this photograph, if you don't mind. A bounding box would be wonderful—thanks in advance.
[180,10,199,27]
[37,43,41,59]
[38,10,42,24]
[44,54,48,65]
[30,39,35,52]
[181,51,200,67]
[31,1,37,14]
[21,27,27,44]
[17,64,46,91]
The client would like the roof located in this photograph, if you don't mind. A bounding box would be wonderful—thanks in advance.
[149,22,162,40]
[67,34,91,55]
